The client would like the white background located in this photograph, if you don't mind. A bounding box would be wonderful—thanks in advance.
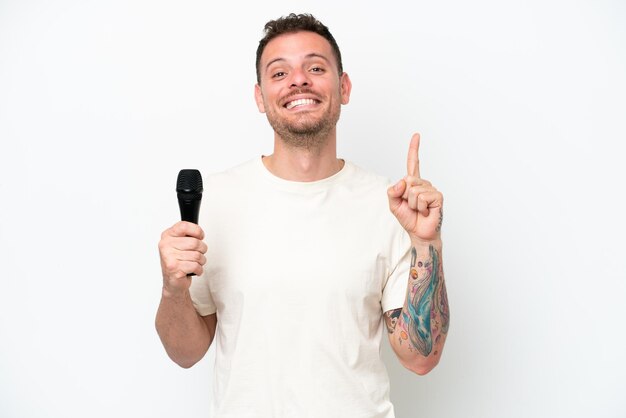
[1,1,625,417]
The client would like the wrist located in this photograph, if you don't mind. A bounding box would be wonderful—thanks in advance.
[410,236,442,250]
[161,285,191,301]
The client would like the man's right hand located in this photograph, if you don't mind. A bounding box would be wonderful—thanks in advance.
[158,221,208,296]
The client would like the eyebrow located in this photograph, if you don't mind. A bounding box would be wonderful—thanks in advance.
[265,53,332,72]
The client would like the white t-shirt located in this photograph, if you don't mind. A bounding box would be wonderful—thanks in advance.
[190,158,411,418]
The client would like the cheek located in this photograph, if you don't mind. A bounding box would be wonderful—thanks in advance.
[265,88,285,109]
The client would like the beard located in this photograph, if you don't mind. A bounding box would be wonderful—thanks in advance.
[264,94,341,151]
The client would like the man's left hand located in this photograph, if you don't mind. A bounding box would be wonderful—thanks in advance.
[387,133,443,243]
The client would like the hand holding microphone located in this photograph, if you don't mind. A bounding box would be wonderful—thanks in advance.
[158,170,207,296]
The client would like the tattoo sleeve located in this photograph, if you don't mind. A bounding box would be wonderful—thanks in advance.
[397,245,449,357]
[384,308,402,334]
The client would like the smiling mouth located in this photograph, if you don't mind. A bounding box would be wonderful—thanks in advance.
[284,98,319,109]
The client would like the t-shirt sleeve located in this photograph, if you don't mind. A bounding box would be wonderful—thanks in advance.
[189,269,217,316]
[381,224,412,313]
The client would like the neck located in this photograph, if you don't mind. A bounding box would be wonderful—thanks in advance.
[263,129,344,182]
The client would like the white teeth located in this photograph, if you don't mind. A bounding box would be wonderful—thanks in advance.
[285,98,316,109]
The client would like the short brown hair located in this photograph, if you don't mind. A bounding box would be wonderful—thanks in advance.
[255,13,343,84]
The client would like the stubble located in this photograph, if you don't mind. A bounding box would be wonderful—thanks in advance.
[264,89,341,152]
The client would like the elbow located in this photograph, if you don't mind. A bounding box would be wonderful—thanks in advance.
[402,356,440,376]
[408,363,436,376]
[174,358,200,369]
[168,350,203,369]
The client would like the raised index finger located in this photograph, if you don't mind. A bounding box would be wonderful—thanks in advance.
[407,133,421,178]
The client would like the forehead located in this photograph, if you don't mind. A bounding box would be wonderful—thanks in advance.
[260,31,336,68]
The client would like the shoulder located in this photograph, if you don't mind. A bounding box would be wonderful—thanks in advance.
[341,162,411,258]
[338,161,399,225]
[198,159,261,225]
[206,158,259,181]
[202,158,260,192]
[341,161,394,195]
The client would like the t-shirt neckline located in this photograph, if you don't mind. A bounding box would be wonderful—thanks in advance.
[255,156,352,193]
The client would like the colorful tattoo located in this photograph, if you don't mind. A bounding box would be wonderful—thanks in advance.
[403,245,449,356]
[384,308,402,334]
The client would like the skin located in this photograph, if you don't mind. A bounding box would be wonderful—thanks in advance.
[254,31,352,182]
[155,31,449,375]
[156,221,215,368]
[386,134,449,374]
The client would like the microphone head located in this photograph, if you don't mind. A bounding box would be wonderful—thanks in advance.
[176,169,203,194]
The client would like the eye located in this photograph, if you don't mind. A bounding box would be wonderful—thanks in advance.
[272,71,287,79]
[310,66,325,73]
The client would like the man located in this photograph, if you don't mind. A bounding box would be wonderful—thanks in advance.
[156,13,449,418]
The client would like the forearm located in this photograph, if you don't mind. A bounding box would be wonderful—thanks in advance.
[387,239,450,374]
[155,289,213,368]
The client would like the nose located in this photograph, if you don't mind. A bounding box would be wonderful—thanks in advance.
[289,68,310,88]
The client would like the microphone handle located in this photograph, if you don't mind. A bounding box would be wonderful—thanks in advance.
[178,193,202,224]
[178,192,202,277]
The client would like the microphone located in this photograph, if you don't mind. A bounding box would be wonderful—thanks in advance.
[176,169,203,224]
[177,169,203,277]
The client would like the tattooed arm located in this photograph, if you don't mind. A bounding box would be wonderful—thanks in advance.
[386,133,449,375]
[384,242,449,375]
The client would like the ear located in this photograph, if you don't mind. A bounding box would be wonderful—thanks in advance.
[254,84,266,113]
[340,72,352,105]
